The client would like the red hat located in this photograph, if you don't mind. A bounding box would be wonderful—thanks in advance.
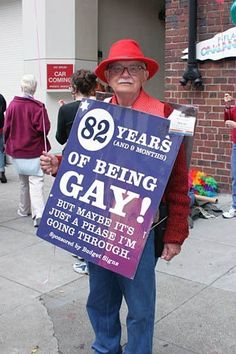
[95,39,159,83]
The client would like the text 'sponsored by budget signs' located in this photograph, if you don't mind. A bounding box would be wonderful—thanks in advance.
[37,99,183,278]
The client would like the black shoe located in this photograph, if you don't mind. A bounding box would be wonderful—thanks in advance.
[0,172,7,183]
[34,217,42,228]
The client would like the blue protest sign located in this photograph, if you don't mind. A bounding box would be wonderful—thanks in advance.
[37,99,183,278]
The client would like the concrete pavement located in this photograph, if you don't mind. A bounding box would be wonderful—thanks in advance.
[0,165,236,354]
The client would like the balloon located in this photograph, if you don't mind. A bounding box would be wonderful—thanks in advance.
[230,0,236,25]
[216,0,224,3]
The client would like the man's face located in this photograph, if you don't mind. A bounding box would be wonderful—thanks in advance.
[104,61,149,96]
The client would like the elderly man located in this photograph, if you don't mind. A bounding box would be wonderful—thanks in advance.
[40,39,189,354]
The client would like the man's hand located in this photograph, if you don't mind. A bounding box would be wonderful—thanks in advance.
[224,93,233,108]
[225,120,236,129]
[58,99,65,106]
[161,243,181,261]
[40,151,59,175]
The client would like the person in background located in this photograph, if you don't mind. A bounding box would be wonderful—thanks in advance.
[222,93,236,218]
[56,69,97,146]
[4,74,51,227]
[0,93,7,183]
[40,39,190,354]
[56,69,97,275]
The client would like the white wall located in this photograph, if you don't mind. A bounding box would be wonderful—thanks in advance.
[0,0,23,104]
[98,0,165,99]
[75,0,98,61]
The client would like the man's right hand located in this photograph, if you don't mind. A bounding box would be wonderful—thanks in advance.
[40,151,59,175]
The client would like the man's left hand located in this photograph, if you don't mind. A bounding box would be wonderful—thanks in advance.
[225,120,236,129]
[161,243,181,261]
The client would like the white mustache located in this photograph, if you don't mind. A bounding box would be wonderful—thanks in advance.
[118,79,133,84]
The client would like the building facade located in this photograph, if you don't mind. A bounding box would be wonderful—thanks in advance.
[166,0,235,192]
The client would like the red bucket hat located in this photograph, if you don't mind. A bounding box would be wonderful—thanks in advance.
[95,39,159,83]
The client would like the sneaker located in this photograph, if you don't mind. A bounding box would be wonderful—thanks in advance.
[222,207,236,219]
[17,210,31,217]
[72,255,85,261]
[34,217,42,227]
[73,262,89,275]
[0,172,7,183]
[77,256,85,261]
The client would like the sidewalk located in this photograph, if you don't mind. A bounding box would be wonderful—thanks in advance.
[0,165,236,354]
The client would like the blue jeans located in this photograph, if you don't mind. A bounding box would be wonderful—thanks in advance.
[0,133,5,172]
[231,143,236,209]
[87,230,156,354]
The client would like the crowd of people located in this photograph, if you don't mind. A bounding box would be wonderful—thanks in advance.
[0,37,235,353]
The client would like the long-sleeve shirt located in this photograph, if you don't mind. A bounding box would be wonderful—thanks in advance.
[224,107,236,143]
[0,93,7,133]
[56,100,81,145]
[4,96,51,158]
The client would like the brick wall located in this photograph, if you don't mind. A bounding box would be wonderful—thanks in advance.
[165,0,235,192]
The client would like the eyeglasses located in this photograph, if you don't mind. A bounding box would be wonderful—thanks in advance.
[108,64,146,76]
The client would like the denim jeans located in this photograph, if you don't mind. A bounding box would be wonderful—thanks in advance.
[87,230,156,354]
[231,143,236,209]
[0,133,5,172]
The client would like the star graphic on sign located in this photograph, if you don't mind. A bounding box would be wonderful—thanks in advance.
[80,100,90,111]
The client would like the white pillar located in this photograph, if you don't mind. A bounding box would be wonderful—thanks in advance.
[22,0,98,152]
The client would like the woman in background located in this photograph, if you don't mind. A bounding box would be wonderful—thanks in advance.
[56,69,97,145]
[56,69,97,274]
[4,74,51,227]
[0,93,7,183]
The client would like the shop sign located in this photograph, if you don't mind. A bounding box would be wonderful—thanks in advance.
[47,64,73,90]
[182,26,236,61]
